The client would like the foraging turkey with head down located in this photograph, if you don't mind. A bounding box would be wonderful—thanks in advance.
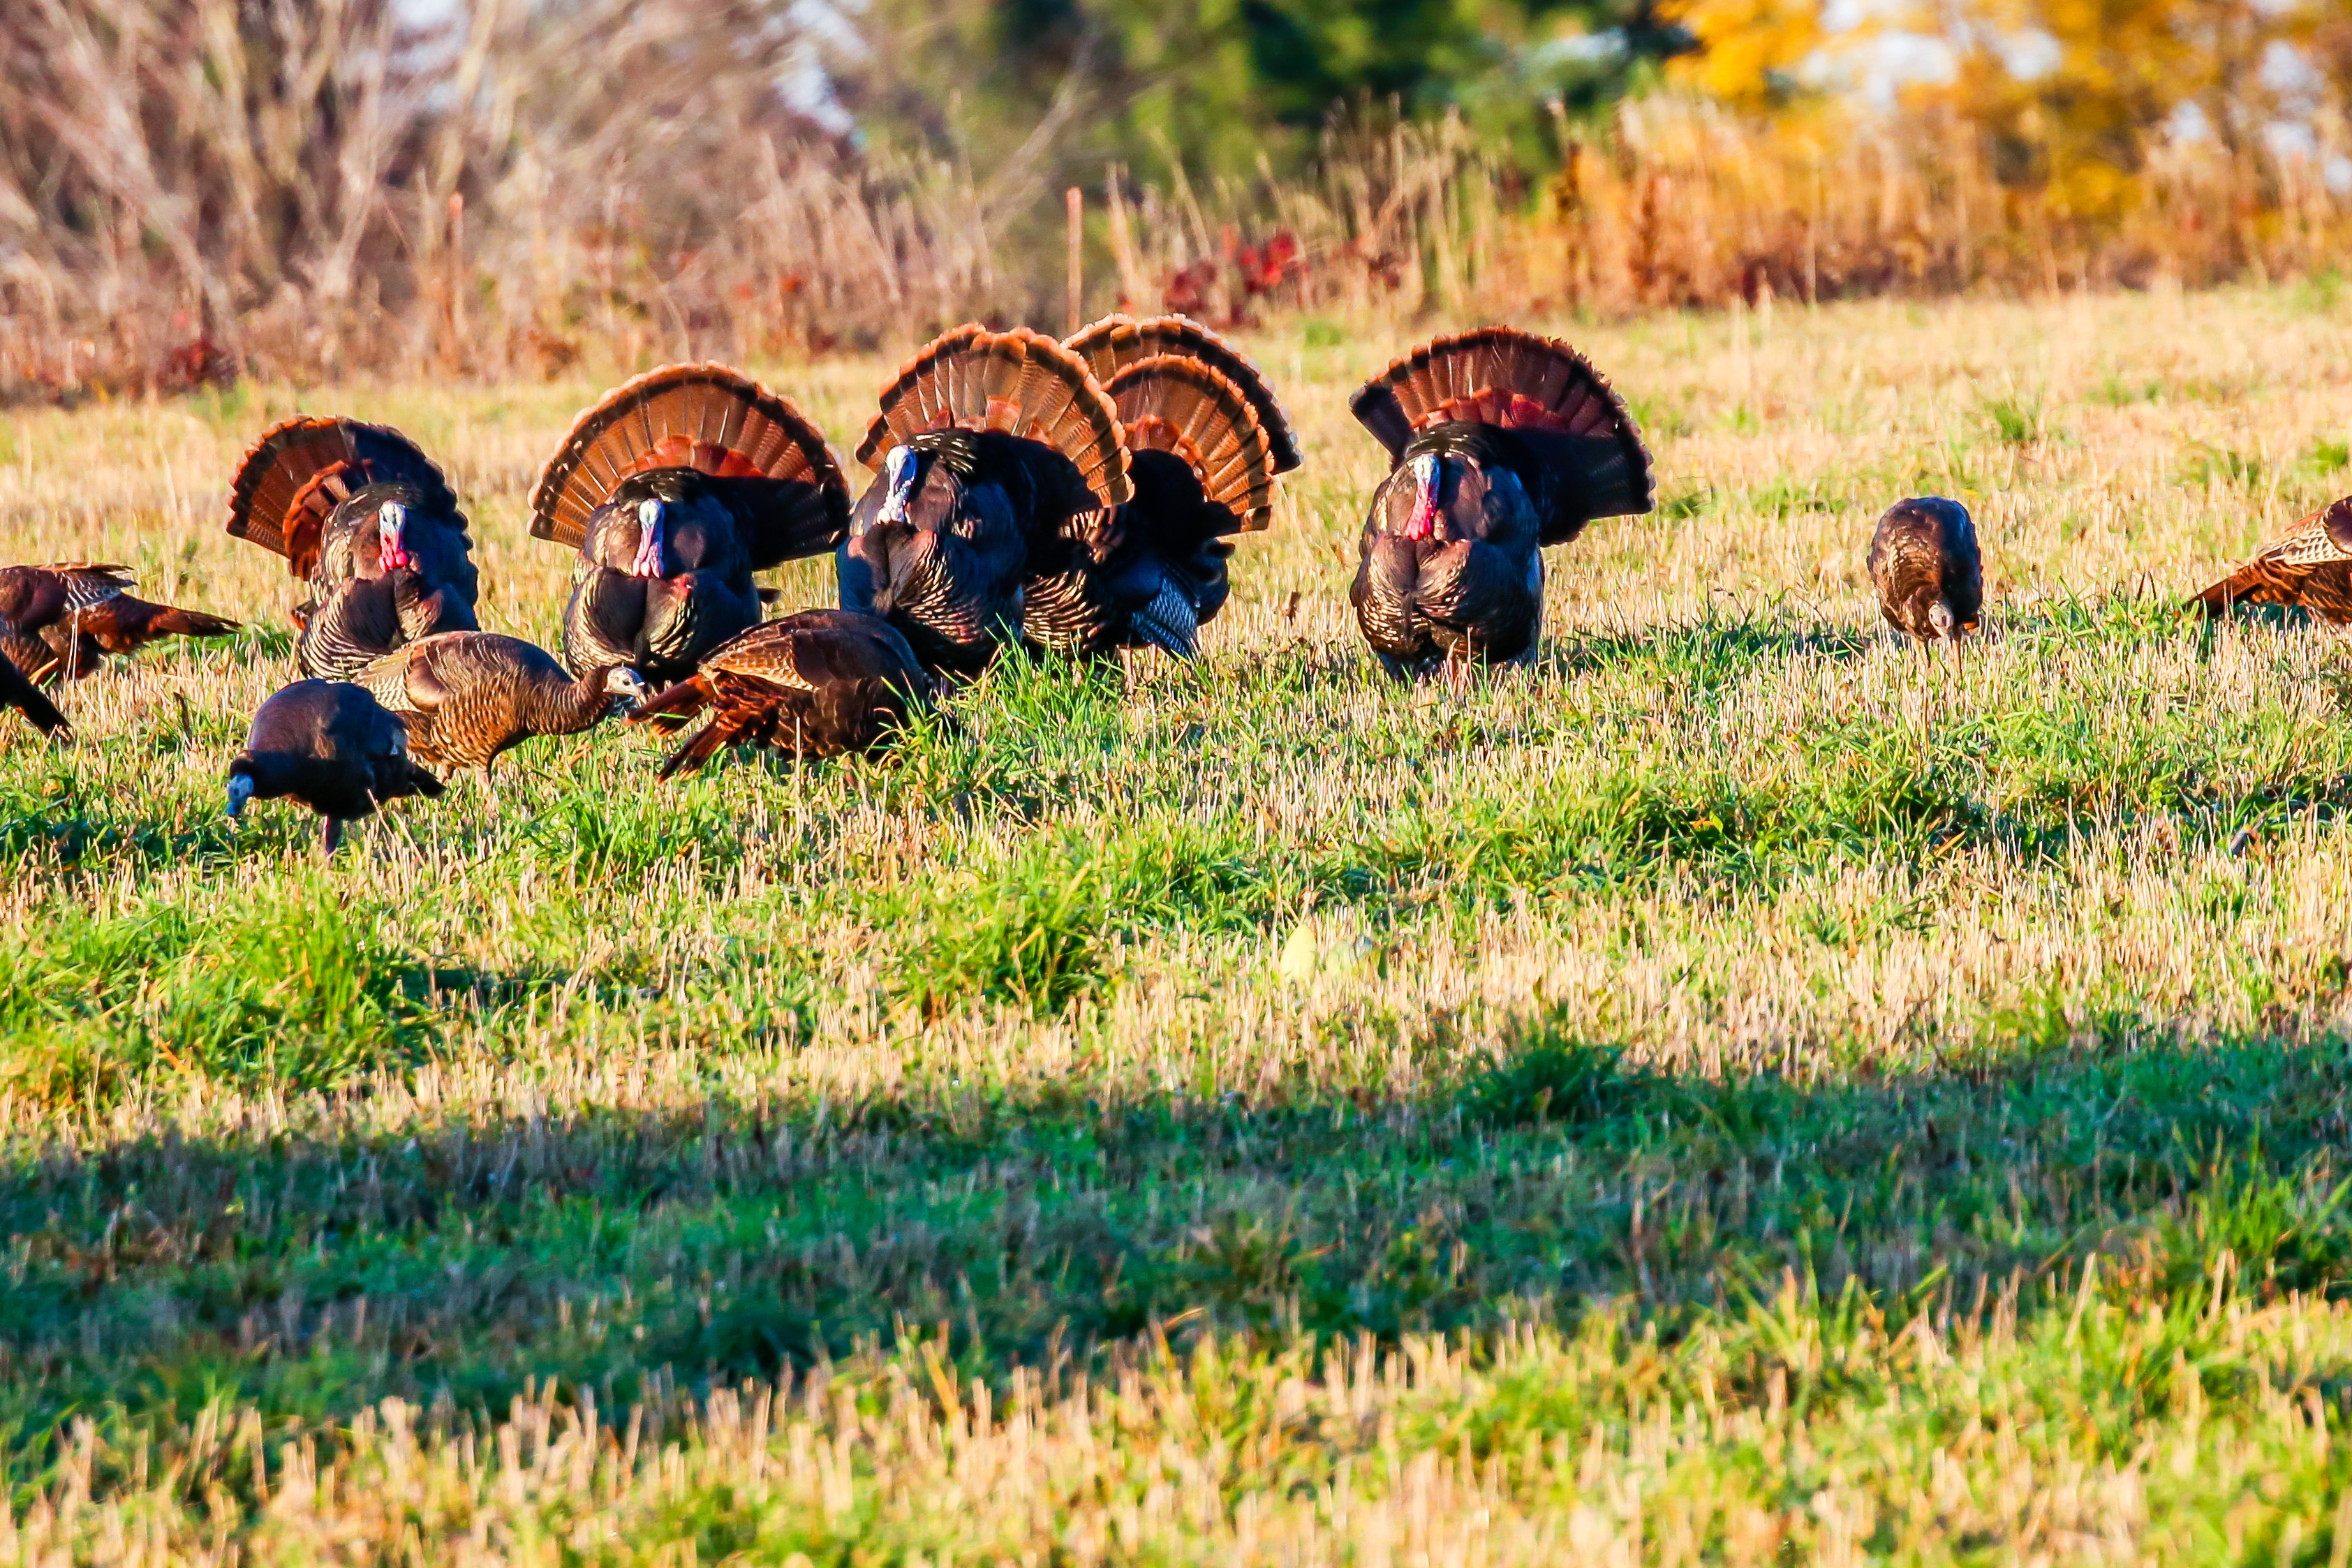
[1049,315,1294,656]
[0,648,68,738]
[842,325,1130,675]
[530,364,850,688]
[2189,496,2352,626]
[629,609,935,778]
[225,679,444,852]
[0,563,237,683]
[225,418,480,679]
[1868,497,1982,643]
[353,632,647,778]
[1348,328,1654,678]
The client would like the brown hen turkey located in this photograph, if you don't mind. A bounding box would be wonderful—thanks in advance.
[225,418,479,679]
[0,563,237,682]
[629,609,935,778]
[531,364,850,688]
[2191,496,2352,624]
[1348,327,1653,679]
[841,326,1130,676]
[1867,497,1981,642]
[354,632,648,776]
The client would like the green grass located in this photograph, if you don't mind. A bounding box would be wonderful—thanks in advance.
[6,286,2352,1560]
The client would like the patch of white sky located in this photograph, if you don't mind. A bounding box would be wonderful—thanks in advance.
[389,0,867,135]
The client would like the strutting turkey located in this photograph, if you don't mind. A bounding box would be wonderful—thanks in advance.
[1347,327,1653,678]
[0,649,68,738]
[628,609,935,778]
[842,325,1130,676]
[225,679,445,852]
[2190,496,2352,625]
[530,364,850,688]
[353,632,648,778]
[1050,315,1294,657]
[1867,497,1982,642]
[225,418,480,680]
[0,564,237,683]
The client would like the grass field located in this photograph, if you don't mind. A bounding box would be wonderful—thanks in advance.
[7,284,2352,1563]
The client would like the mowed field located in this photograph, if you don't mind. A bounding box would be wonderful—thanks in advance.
[8,285,2352,1563]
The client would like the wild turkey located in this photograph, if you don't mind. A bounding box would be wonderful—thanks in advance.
[0,563,237,682]
[1037,353,1286,656]
[1347,327,1653,678]
[0,648,68,738]
[530,364,850,688]
[1031,316,1294,657]
[225,679,445,852]
[842,325,1130,675]
[629,609,936,778]
[1867,497,1982,642]
[353,632,649,777]
[2190,496,2352,624]
[225,418,480,679]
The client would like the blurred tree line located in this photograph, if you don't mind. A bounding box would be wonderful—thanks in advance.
[841,0,1687,185]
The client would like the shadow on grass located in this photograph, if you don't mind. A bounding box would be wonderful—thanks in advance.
[2,996,2349,1492]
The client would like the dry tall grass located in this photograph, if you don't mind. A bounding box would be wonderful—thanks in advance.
[7,0,2352,397]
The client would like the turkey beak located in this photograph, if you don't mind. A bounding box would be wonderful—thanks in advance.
[877,446,917,527]
[225,771,254,819]
[630,498,666,578]
[377,501,412,573]
[1403,456,1442,542]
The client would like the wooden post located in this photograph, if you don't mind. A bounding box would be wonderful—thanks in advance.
[1065,185,1084,334]
[1105,163,1148,311]
[445,191,467,371]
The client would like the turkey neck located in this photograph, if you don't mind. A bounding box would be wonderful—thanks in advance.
[522,665,623,736]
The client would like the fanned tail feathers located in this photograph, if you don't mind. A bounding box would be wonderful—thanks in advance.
[857,325,1132,508]
[226,419,462,578]
[1067,315,1300,474]
[1104,355,1278,533]
[531,363,850,566]
[1352,327,1654,522]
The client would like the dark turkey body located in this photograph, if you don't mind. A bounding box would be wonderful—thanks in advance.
[840,429,1066,676]
[231,679,444,848]
[298,482,479,679]
[1866,498,1981,642]
[561,469,764,687]
[1351,424,1550,678]
[1026,448,1236,658]
[0,647,66,735]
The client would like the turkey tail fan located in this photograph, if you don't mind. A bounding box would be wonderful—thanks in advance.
[1351,327,1655,533]
[531,363,851,568]
[857,325,1132,508]
[1104,355,1278,533]
[226,419,463,579]
[1067,315,1301,475]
